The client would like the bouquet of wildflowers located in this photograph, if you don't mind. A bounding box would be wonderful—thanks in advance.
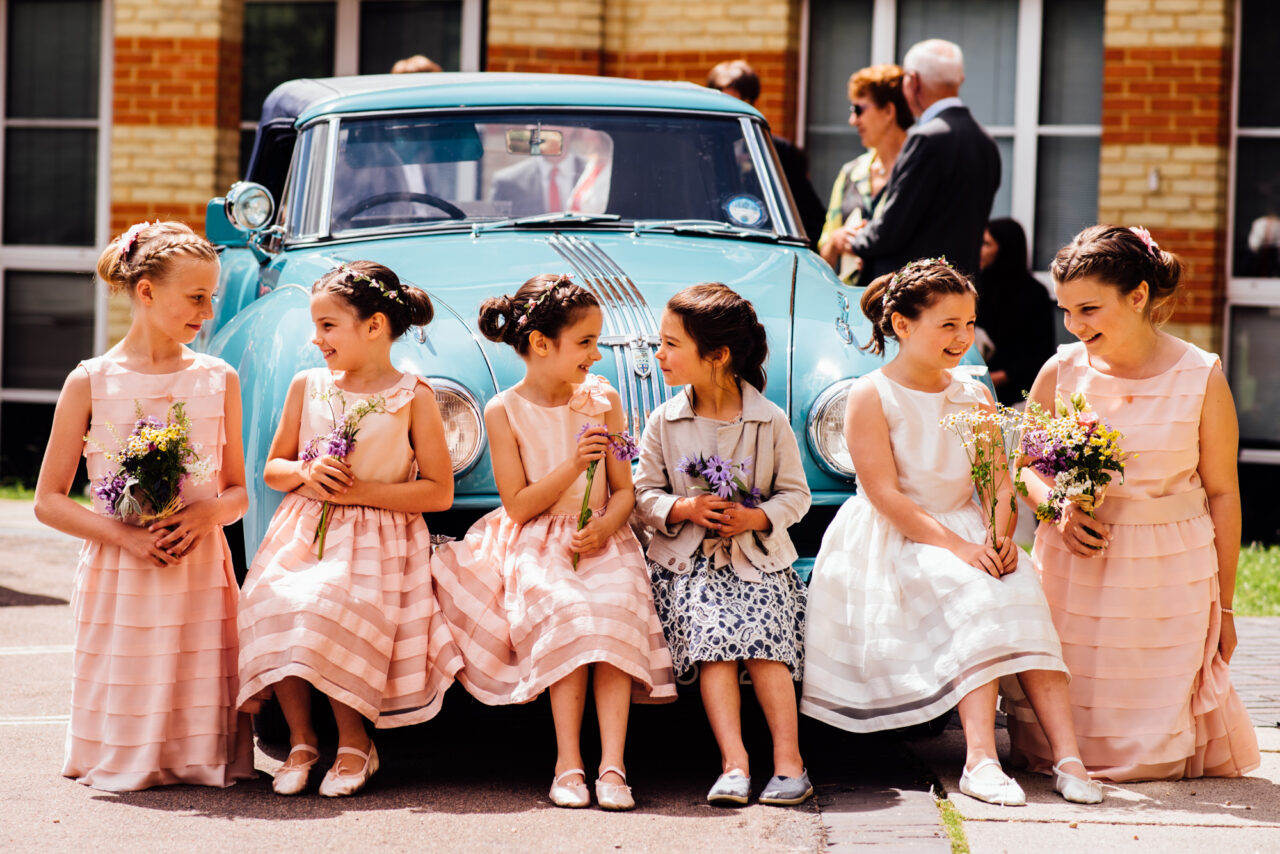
[301,389,387,558]
[676,453,763,508]
[1020,392,1126,538]
[940,404,1026,549]
[573,423,639,568]
[90,401,211,526]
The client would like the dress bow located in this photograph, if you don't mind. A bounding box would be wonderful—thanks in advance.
[568,373,612,417]
[700,536,763,583]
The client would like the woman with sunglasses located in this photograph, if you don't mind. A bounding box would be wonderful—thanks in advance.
[817,65,914,283]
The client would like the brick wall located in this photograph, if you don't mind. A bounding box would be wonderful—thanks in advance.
[486,0,802,139]
[1099,0,1233,350]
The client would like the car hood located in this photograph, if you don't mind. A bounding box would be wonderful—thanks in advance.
[274,229,800,424]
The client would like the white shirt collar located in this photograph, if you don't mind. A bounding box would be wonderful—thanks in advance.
[917,96,965,126]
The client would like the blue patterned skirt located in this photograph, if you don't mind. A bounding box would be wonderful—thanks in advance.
[648,552,807,680]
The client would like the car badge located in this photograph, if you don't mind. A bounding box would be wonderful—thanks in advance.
[630,341,653,379]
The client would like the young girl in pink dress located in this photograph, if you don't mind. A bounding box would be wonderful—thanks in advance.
[1007,225,1261,781]
[432,274,675,811]
[236,262,460,798]
[34,221,255,791]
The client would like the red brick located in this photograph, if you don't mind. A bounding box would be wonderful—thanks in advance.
[1129,81,1172,95]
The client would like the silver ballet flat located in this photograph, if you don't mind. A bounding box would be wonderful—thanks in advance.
[549,768,590,808]
[958,758,1026,806]
[1053,756,1103,804]
[595,765,635,811]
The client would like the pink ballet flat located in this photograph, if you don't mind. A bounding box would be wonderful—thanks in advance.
[272,744,319,796]
[319,743,379,797]
[595,765,635,811]
[550,768,590,808]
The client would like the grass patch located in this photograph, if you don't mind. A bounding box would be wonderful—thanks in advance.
[0,482,36,501]
[935,796,969,854]
[1235,543,1280,616]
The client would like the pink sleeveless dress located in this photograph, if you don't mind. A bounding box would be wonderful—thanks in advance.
[431,377,676,705]
[67,353,254,791]
[1007,341,1260,781]
[237,369,462,727]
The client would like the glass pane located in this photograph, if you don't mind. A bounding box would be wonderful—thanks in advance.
[1233,137,1280,278]
[240,128,258,179]
[1039,0,1103,125]
[991,135,1013,221]
[896,0,1018,127]
[1033,136,1099,269]
[0,402,73,484]
[4,128,97,246]
[359,0,463,74]
[2,270,95,390]
[1239,0,1280,128]
[803,0,874,196]
[6,0,100,119]
[242,2,336,123]
[1228,305,1280,448]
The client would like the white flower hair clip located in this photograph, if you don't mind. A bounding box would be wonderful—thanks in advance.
[1128,226,1159,258]
[118,221,155,261]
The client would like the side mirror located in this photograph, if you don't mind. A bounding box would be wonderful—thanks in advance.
[206,197,246,247]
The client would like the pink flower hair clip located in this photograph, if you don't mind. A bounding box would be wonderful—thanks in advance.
[118,221,153,261]
[1129,226,1159,258]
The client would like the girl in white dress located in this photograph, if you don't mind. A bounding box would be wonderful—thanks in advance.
[799,259,1102,806]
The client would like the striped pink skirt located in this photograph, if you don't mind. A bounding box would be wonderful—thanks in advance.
[431,509,676,705]
[65,534,255,791]
[237,493,462,727]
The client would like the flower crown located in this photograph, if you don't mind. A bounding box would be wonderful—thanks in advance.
[1128,225,1160,258]
[338,265,403,304]
[118,221,156,261]
[883,256,955,305]
[514,275,572,329]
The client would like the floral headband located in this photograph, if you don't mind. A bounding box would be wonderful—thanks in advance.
[338,265,403,304]
[1128,226,1160,258]
[883,256,955,305]
[118,221,155,261]
[514,275,572,328]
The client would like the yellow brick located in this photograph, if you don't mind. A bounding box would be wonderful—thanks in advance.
[1105,28,1150,47]
[1129,14,1174,28]
[1122,178,1154,195]
[1171,146,1222,162]
[1150,29,1199,46]
[1169,178,1219,196]
[1176,13,1228,31]
[1168,210,1217,228]
[1107,0,1151,13]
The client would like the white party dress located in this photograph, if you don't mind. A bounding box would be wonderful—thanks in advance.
[800,368,1067,732]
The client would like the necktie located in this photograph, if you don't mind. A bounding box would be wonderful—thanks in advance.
[547,164,562,211]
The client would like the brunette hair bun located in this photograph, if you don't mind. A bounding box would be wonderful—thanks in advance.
[860,258,977,356]
[666,282,769,391]
[1051,224,1182,321]
[313,261,433,339]
[477,274,599,354]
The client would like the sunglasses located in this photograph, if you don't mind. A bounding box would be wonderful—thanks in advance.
[849,103,867,117]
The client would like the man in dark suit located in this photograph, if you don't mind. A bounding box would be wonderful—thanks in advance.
[845,39,1000,282]
[490,147,586,217]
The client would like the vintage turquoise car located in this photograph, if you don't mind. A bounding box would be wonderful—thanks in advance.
[202,72,987,577]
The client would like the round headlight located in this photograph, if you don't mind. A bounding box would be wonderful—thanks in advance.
[807,379,856,479]
[429,379,485,476]
[224,181,275,231]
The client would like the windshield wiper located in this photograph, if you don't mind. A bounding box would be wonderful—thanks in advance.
[471,212,622,235]
[630,219,785,242]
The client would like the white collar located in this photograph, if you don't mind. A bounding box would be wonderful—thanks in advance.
[917,96,964,126]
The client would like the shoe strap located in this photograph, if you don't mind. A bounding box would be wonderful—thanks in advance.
[553,768,586,786]
[1052,756,1085,774]
[721,767,748,779]
[597,765,628,784]
[335,745,370,761]
[287,744,319,758]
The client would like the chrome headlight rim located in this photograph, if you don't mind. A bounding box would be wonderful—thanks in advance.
[806,379,857,480]
[426,377,485,477]
[224,181,276,232]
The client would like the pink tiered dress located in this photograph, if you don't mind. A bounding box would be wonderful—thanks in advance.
[1007,341,1261,781]
[431,377,676,705]
[237,369,462,727]
[66,353,254,791]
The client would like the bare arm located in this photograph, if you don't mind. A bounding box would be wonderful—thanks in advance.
[34,367,176,566]
[329,384,455,513]
[486,395,609,525]
[1198,366,1242,661]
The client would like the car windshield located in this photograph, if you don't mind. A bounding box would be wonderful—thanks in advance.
[326,111,776,235]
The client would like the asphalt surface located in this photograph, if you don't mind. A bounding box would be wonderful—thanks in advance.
[0,501,942,853]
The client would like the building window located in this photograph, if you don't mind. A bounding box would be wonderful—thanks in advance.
[801,0,1102,272]
[240,0,482,176]
[1228,0,1280,461]
[0,0,108,481]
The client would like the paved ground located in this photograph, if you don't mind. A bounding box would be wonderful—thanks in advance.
[4,498,1278,853]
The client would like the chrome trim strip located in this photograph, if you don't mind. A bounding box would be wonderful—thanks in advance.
[319,116,340,240]
[739,116,789,238]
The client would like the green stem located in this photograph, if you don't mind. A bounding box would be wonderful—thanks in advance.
[573,461,598,569]
[315,500,332,559]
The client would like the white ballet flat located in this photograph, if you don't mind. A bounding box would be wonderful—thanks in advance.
[549,768,590,808]
[958,758,1026,806]
[272,744,319,796]
[595,765,635,811]
[318,743,379,797]
[1053,756,1103,804]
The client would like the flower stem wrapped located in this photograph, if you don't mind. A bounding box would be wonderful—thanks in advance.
[940,403,1026,550]
[301,388,387,558]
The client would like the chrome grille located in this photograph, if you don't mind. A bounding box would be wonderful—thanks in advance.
[547,233,671,435]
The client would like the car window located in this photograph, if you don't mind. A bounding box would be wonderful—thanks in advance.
[325,112,773,235]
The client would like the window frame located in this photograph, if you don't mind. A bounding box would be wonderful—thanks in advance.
[0,0,112,410]
[796,0,1102,275]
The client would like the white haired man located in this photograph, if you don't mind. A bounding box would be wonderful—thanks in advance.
[844,38,1001,281]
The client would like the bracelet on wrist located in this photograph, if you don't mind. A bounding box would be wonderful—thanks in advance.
[1220,607,1234,615]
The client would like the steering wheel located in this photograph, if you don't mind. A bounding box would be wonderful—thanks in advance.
[336,191,467,223]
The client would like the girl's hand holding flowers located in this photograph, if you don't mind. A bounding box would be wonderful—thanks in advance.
[673,492,734,530]
[952,539,1006,579]
[570,515,608,558]
[300,454,353,497]
[117,523,177,567]
[572,424,640,568]
[574,425,610,471]
[1056,502,1111,557]
[151,498,223,557]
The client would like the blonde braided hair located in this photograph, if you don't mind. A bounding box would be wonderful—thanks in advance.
[96,221,219,296]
